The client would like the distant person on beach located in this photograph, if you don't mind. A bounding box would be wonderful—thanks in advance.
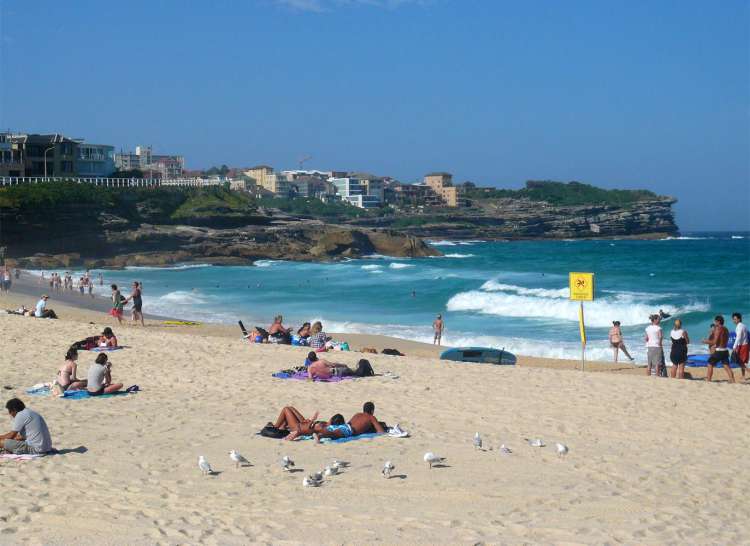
[34,295,57,319]
[268,315,291,343]
[731,312,748,380]
[703,315,735,383]
[433,314,444,345]
[297,322,311,339]
[98,273,103,286]
[2,267,11,292]
[54,348,87,393]
[669,319,690,379]
[109,284,124,325]
[609,321,634,362]
[348,402,386,436]
[308,321,328,350]
[14,268,20,280]
[87,354,124,395]
[125,281,144,327]
[644,314,665,377]
[0,398,52,455]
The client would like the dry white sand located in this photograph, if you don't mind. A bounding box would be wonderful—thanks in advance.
[0,296,748,545]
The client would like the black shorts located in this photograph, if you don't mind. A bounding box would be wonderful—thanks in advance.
[708,351,730,365]
[88,388,105,396]
[133,303,142,312]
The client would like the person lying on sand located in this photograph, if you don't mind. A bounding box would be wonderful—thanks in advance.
[271,406,337,441]
[307,353,376,380]
[87,354,124,396]
[313,414,353,443]
[348,401,386,435]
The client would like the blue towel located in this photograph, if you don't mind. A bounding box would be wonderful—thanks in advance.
[62,390,133,400]
[295,432,383,444]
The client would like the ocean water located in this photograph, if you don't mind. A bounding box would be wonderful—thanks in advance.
[86,232,748,362]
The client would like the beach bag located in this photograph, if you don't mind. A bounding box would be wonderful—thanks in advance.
[260,425,289,439]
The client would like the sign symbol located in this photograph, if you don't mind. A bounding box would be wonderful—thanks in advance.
[576,279,586,288]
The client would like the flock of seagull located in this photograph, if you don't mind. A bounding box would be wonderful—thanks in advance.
[196,432,570,485]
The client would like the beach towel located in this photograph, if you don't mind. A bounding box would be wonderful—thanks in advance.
[26,383,53,395]
[291,432,384,444]
[61,389,134,400]
[0,453,46,461]
[272,370,353,382]
[89,346,124,352]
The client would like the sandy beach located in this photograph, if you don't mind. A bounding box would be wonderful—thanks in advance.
[0,288,748,545]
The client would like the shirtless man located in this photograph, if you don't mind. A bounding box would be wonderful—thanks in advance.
[702,315,735,383]
[433,314,444,345]
[348,402,386,436]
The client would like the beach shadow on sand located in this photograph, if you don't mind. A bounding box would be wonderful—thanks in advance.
[430,463,451,469]
[51,446,88,455]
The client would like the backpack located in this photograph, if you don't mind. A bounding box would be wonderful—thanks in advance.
[260,425,289,439]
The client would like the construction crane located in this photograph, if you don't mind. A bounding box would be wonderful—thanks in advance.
[298,155,312,170]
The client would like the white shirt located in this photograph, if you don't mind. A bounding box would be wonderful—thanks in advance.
[735,322,749,349]
[645,324,662,347]
[34,299,46,318]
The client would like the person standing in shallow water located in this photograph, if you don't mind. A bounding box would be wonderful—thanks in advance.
[433,314,444,345]
[608,320,634,363]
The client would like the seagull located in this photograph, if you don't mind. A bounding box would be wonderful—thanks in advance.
[331,459,343,470]
[312,471,324,482]
[324,465,339,477]
[303,474,323,487]
[526,438,545,448]
[229,450,249,469]
[555,443,569,458]
[198,455,213,476]
[382,460,395,478]
[499,444,512,455]
[473,432,482,450]
[281,456,295,471]
[424,452,445,469]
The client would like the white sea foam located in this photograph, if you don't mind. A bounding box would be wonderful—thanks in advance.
[155,290,210,305]
[253,260,282,267]
[480,280,569,299]
[361,264,382,270]
[428,240,457,246]
[389,263,414,269]
[124,264,212,271]
[430,253,475,259]
[446,290,708,327]
[731,235,744,239]
[659,236,711,241]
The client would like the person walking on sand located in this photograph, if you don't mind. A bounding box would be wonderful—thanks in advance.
[644,314,665,377]
[109,284,124,325]
[433,314,444,346]
[669,319,690,379]
[608,320,634,363]
[702,315,735,383]
[125,281,144,327]
[731,312,748,380]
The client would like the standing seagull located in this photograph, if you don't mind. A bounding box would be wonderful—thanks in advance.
[382,461,395,478]
[303,475,323,487]
[473,432,482,450]
[555,443,569,458]
[526,438,545,448]
[198,455,213,476]
[229,450,249,468]
[281,456,295,471]
[424,452,446,469]
[324,465,339,477]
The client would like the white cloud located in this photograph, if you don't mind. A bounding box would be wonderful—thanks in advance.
[275,0,427,13]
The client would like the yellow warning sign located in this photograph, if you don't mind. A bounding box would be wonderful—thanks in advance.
[569,272,595,301]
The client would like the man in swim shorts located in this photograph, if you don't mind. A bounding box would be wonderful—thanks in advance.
[732,312,748,380]
[348,402,386,436]
[704,315,735,383]
[433,314,444,345]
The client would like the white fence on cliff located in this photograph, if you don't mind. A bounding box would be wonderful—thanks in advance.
[0,176,228,188]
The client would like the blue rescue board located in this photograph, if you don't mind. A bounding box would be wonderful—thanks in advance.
[440,347,517,365]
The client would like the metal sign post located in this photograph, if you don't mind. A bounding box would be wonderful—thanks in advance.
[570,272,595,372]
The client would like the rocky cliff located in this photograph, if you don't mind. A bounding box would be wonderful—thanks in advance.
[352,197,678,240]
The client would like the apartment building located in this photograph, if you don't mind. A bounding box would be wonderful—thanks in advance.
[424,171,459,207]
[244,165,289,196]
[329,175,382,208]
[11,134,79,177]
[77,143,115,177]
[0,133,24,176]
[114,145,184,178]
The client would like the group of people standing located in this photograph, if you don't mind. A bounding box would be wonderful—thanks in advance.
[109,282,144,326]
[609,312,748,382]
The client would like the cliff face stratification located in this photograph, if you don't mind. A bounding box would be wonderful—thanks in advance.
[353,197,678,240]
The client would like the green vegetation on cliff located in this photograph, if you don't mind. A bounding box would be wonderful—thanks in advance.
[466,180,660,206]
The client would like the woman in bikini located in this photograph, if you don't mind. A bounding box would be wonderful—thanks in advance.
[55,348,88,393]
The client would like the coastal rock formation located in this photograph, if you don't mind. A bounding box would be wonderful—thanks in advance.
[2,215,440,268]
[354,197,678,240]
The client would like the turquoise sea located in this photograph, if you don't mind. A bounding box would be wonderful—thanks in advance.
[91,232,749,362]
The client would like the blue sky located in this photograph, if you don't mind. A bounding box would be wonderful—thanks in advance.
[1,0,748,230]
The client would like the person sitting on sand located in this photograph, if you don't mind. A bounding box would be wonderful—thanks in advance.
[268,315,291,344]
[54,349,87,393]
[308,321,328,351]
[0,398,52,455]
[297,322,311,340]
[87,354,124,396]
[34,295,57,319]
[98,327,118,348]
[348,402,386,436]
